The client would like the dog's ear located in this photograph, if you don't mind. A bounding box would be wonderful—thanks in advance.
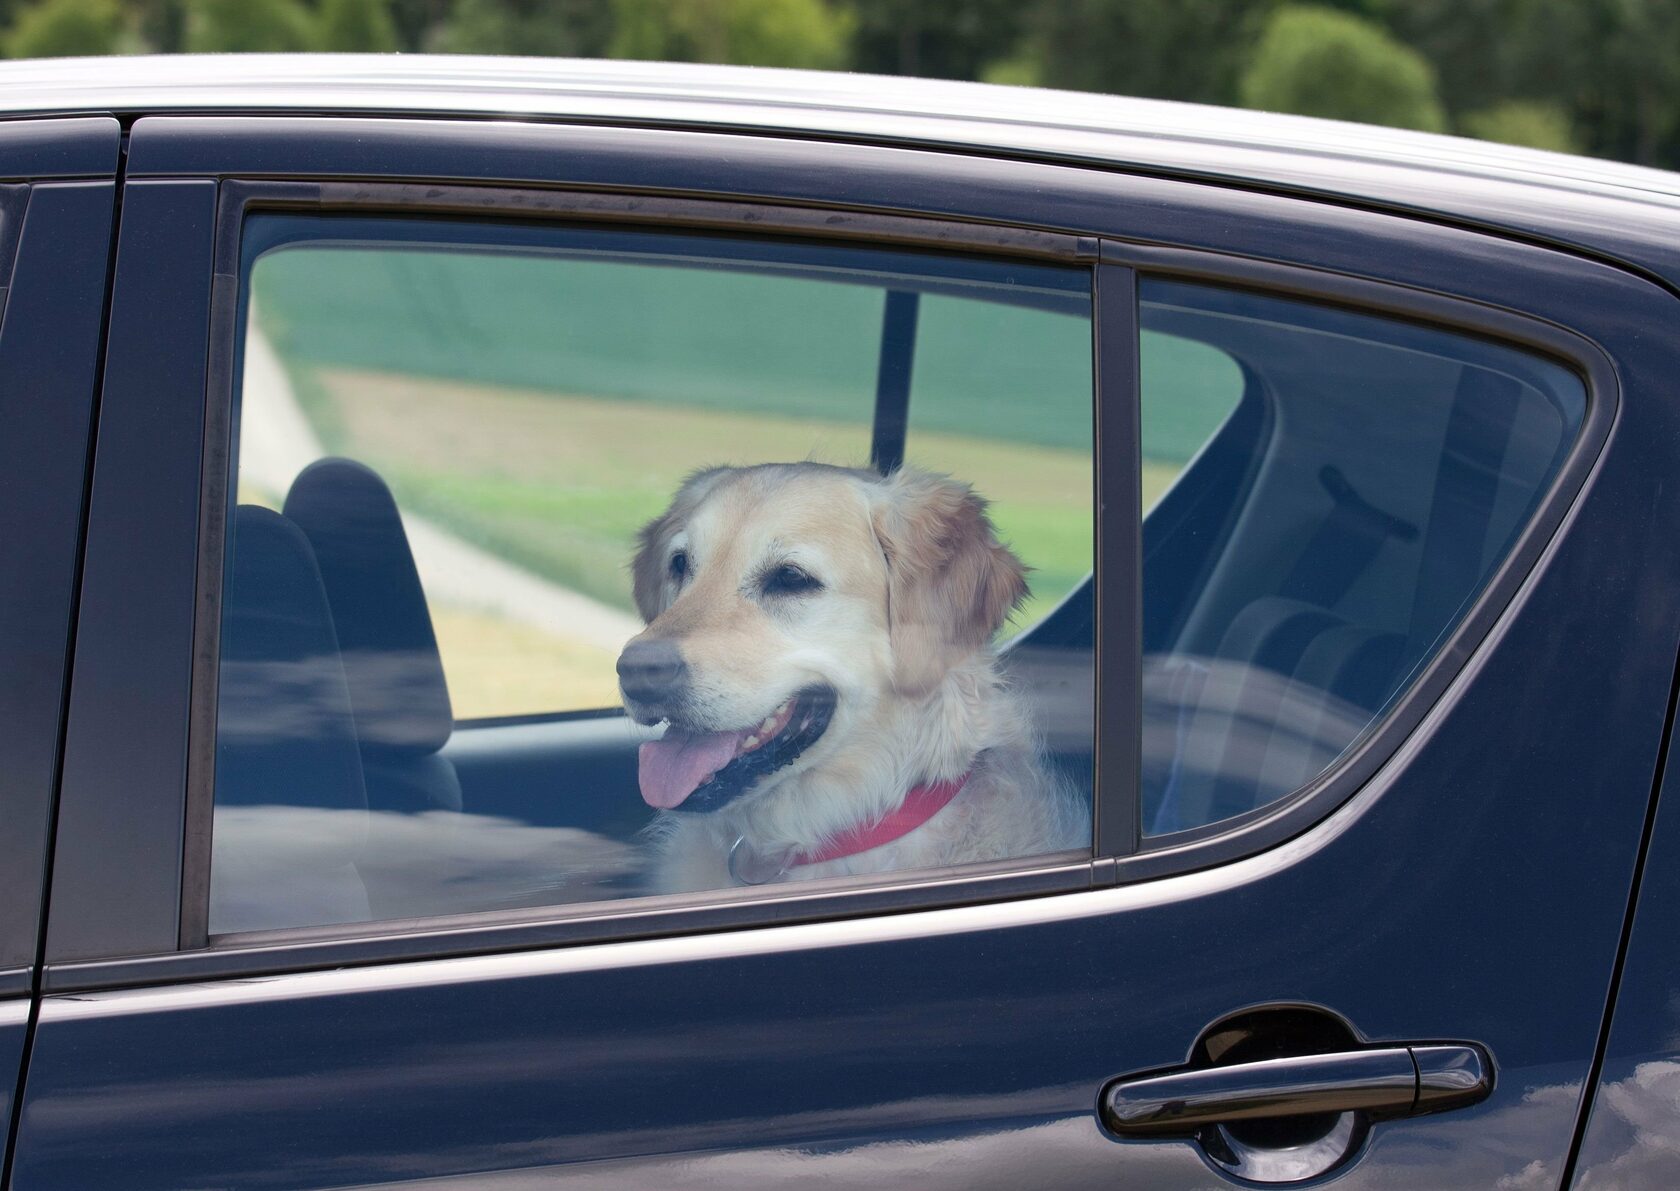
[630,467,730,622]
[629,515,674,623]
[870,468,1028,694]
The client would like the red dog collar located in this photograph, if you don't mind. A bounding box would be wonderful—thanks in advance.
[793,773,969,868]
[726,774,971,884]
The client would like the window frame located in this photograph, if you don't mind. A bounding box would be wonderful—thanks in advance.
[40,115,1627,993]
[235,198,1101,729]
[180,183,1609,954]
[178,179,1119,952]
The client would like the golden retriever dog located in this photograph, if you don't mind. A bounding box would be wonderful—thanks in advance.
[617,462,1086,891]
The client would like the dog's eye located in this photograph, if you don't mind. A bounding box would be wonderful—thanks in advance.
[763,564,821,597]
[669,551,689,582]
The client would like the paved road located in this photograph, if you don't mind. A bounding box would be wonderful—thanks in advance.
[240,316,645,655]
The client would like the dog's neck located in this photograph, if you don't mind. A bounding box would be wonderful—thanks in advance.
[728,771,972,883]
[715,652,1027,857]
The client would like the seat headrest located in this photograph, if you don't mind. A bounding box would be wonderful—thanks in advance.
[284,458,453,755]
[216,505,367,816]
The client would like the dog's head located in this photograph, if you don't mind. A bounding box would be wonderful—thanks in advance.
[619,463,1027,814]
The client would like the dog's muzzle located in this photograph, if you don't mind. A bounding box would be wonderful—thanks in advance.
[617,639,688,715]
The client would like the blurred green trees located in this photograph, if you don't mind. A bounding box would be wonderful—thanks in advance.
[182,0,313,53]
[1461,100,1579,154]
[609,0,850,70]
[999,0,1272,105]
[1240,6,1446,131]
[847,0,1023,81]
[316,0,397,52]
[10,0,1680,169]
[425,0,610,56]
[4,0,122,57]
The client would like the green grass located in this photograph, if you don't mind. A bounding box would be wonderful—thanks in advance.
[279,356,1200,629]
[254,245,1100,452]
[264,361,1203,716]
[248,240,1239,714]
[259,240,1242,470]
[387,470,670,611]
[286,365,1105,626]
[431,604,623,718]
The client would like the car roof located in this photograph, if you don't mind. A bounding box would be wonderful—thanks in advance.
[7,54,1680,288]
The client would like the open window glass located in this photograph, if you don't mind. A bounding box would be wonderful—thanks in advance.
[210,214,1096,934]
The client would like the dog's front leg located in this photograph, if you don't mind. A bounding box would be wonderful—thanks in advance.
[649,814,735,895]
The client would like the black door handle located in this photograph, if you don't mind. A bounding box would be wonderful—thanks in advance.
[1101,1043,1491,1137]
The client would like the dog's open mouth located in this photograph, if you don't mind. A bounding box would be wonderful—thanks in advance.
[638,685,836,814]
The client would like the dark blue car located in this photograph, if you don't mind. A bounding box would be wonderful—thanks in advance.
[1,53,1679,1188]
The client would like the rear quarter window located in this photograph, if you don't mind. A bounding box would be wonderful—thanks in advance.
[1138,278,1585,835]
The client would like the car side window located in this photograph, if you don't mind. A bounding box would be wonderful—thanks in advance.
[1139,279,1586,834]
[210,213,1096,935]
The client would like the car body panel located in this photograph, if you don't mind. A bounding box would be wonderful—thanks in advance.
[0,115,118,181]
[1571,725,1680,1187]
[40,113,1671,977]
[111,104,1680,303]
[13,588,1677,1190]
[12,103,1680,1187]
[0,176,121,985]
[1,56,1678,287]
[0,56,1667,206]
[0,1001,25,1149]
[0,132,120,1172]
[42,179,218,966]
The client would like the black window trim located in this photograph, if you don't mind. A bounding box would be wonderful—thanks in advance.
[42,170,1615,996]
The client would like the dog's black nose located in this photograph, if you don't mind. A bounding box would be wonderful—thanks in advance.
[617,639,689,705]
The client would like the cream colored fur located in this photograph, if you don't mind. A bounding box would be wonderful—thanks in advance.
[622,463,1087,893]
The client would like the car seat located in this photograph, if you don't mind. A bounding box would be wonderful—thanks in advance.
[283,458,463,815]
[210,504,371,932]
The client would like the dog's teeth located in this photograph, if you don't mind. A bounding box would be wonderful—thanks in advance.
[760,716,776,731]
[743,734,759,748]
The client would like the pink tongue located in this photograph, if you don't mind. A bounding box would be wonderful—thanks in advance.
[638,727,748,809]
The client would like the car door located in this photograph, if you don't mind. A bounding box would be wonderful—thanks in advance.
[12,114,1680,1190]
[0,116,119,1181]
[1569,685,1680,1185]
